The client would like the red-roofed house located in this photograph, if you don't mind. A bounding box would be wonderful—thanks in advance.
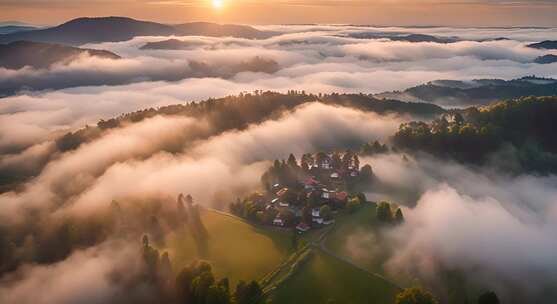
[336,191,348,202]
[276,188,289,197]
[296,222,311,232]
[304,177,319,190]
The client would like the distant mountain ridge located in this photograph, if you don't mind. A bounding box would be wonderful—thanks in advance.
[0,40,120,70]
[534,54,557,64]
[0,25,37,35]
[375,76,557,107]
[527,40,557,50]
[0,17,273,46]
[140,38,199,50]
[346,32,459,43]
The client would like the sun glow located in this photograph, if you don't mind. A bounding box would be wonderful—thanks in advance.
[212,0,224,9]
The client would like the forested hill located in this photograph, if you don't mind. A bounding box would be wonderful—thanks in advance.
[393,96,557,174]
[0,91,443,192]
[57,91,445,152]
[376,77,557,107]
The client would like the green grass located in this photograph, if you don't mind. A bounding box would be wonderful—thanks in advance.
[324,202,393,273]
[271,249,401,304]
[166,209,291,286]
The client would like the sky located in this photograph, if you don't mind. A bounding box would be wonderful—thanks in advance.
[1,0,557,27]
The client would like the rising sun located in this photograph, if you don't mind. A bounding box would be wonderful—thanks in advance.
[212,0,223,9]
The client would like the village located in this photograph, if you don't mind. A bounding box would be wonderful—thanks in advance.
[230,151,374,233]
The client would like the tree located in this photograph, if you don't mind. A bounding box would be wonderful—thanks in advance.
[141,235,160,280]
[159,251,173,280]
[192,270,215,304]
[453,113,464,126]
[477,291,500,304]
[356,192,367,204]
[177,194,188,223]
[395,287,439,304]
[301,160,309,172]
[235,280,264,304]
[177,261,231,304]
[320,205,332,220]
[302,153,314,168]
[353,154,360,170]
[342,150,354,168]
[185,194,194,207]
[360,164,374,181]
[287,153,298,168]
[347,197,360,213]
[206,284,230,304]
[395,208,405,223]
[376,201,393,223]
[332,152,342,169]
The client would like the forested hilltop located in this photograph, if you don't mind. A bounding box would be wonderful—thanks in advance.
[58,91,443,152]
[0,91,443,192]
[393,96,557,174]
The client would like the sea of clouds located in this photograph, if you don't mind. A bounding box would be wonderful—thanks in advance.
[1,25,557,304]
[2,25,557,155]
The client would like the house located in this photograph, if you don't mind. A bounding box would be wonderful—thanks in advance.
[316,153,332,170]
[312,217,323,224]
[322,218,335,225]
[273,216,285,226]
[304,177,319,190]
[311,208,320,217]
[336,191,348,202]
[296,222,311,232]
[321,189,335,199]
[279,201,290,207]
[276,187,289,197]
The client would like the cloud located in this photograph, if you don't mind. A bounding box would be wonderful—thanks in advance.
[359,153,557,301]
[0,241,150,304]
[387,184,557,300]
[0,103,404,222]
[1,27,555,151]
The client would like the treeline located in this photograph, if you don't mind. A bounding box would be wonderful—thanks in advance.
[57,91,443,153]
[376,201,404,224]
[0,193,208,277]
[259,151,372,191]
[393,96,557,173]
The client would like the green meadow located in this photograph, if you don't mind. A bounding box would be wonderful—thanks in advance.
[167,209,291,286]
[270,249,401,304]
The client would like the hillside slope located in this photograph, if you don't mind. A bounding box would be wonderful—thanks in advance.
[0,17,272,45]
[0,40,120,69]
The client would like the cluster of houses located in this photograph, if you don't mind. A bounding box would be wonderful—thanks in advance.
[267,152,362,233]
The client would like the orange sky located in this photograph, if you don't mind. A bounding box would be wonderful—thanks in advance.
[1,0,557,26]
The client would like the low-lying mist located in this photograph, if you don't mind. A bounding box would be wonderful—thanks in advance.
[0,102,403,222]
[359,153,557,302]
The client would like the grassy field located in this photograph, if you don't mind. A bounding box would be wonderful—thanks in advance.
[166,209,291,286]
[324,202,393,274]
[270,249,401,304]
